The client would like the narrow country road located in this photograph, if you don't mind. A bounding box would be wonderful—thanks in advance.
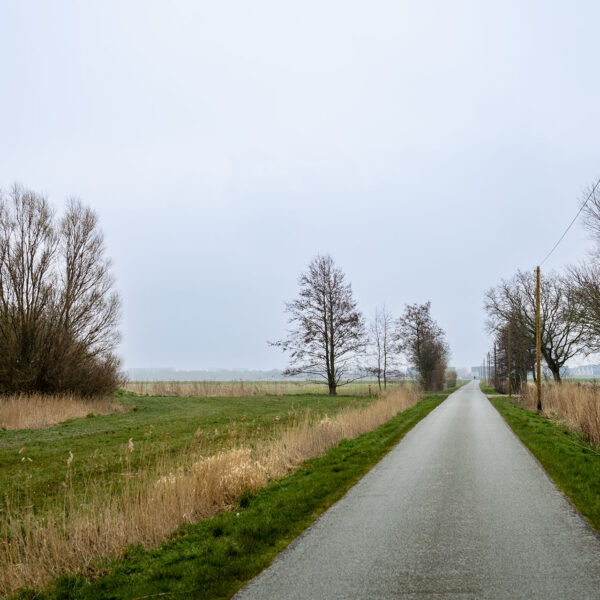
[234,381,600,599]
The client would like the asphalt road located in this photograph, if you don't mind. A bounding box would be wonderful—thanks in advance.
[234,380,600,599]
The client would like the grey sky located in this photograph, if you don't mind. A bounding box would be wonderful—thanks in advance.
[1,1,599,371]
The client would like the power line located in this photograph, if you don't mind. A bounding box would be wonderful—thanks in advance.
[540,177,600,266]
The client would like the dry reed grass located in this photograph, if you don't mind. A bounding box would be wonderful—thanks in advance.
[123,379,401,397]
[0,394,124,430]
[0,386,420,595]
[522,382,600,446]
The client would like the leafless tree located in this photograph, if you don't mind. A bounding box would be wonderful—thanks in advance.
[0,185,58,391]
[0,184,121,395]
[271,254,366,395]
[484,269,589,383]
[565,262,600,353]
[563,178,600,350]
[488,320,534,393]
[580,178,600,255]
[395,302,449,391]
[367,305,396,390]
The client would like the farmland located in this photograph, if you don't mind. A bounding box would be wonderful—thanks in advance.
[0,382,438,596]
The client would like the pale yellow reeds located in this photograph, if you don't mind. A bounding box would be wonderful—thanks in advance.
[0,385,419,595]
[0,394,123,430]
[522,382,600,446]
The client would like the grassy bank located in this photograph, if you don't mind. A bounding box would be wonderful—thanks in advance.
[490,396,600,533]
[17,391,448,600]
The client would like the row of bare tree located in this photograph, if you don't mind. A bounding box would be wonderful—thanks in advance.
[0,185,121,395]
[484,181,600,389]
[272,255,450,394]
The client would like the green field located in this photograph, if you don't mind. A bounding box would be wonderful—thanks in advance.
[0,391,384,516]
[18,391,449,600]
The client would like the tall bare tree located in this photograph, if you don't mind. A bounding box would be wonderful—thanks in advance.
[0,185,58,390]
[395,302,448,391]
[271,254,365,395]
[484,269,589,383]
[488,321,534,393]
[580,178,600,254]
[565,178,600,350]
[367,305,396,390]
[0,184,121,395]
[565,262,600,353]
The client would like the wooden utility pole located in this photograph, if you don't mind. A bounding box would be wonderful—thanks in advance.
[507,323,512,398]
[536,266,542,412]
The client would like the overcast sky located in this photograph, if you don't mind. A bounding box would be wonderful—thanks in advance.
[1,1,599,371]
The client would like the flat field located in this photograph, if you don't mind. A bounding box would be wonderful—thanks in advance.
[0,390,383,516]
[1,385,430,596]
[0,384,454,600]
[122,379,404,397]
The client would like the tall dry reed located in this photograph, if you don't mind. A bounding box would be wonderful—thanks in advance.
[0,394,123,430]
[0,386,420,595]
[523,382,600,446]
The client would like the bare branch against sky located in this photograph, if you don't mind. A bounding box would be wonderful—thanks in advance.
[1,1,599,370]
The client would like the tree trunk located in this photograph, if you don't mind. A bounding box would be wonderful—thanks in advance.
[328,381,337,395]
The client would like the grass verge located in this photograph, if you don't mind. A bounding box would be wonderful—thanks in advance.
[490,397,600,533]
[14,392,448,600]
[479,382,496,395]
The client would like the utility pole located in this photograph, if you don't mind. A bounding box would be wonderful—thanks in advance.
[494,343,497,391]
[536,266,542,412]
[507,323,512,398]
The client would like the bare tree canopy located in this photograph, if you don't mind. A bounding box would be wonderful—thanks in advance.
[271,254,365,395]
[395,302,448,391]
[367,305,397,390]
[566,262,600,353]
[581,178,600,247]
[489,321,534,393]
[484,269,589,383]
[0,184,121,395]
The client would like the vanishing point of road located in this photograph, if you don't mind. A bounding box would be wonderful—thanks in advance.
[234,380,600,599]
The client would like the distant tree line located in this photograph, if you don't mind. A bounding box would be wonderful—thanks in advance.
[0,184,121,396]
[484,180,600,391]
[271,254,450,395]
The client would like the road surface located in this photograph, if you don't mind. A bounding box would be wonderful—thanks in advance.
[234,380,600,599]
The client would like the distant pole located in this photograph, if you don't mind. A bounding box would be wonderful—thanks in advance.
[507,324,512,398]
[494,343,497,391]
[536,266,542,411]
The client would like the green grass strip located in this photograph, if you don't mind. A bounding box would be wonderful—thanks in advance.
[479,382,496,395]
[17,393,447,600]
[490,397,600,533]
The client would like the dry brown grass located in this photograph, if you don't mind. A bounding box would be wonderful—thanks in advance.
[0,385,419,595]
[522,382,600,446]
[123,379,400,397]
[0,394,124,430]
